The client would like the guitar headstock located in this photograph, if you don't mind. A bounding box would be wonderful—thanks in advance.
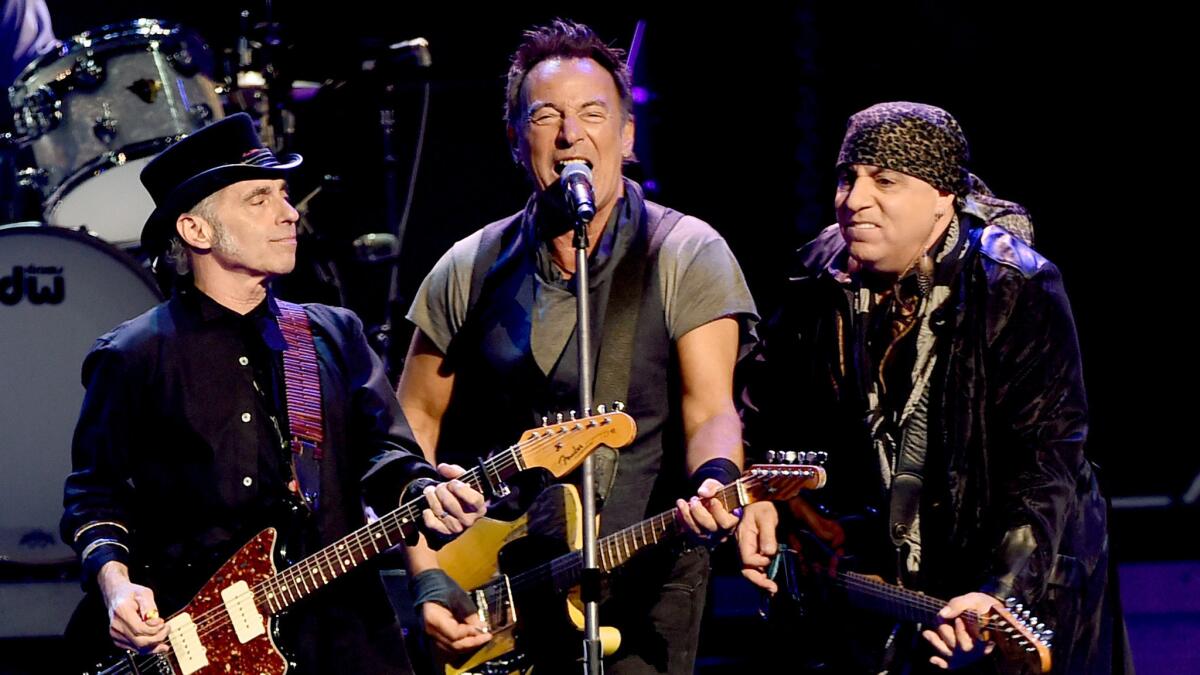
[738,463,827,504]
[516,403,637,478]
[983,599,1053,674]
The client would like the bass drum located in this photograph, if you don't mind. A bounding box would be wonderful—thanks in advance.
[0,224,162,568]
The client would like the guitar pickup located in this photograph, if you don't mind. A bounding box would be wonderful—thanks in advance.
[165,613,209,675]
[471,575,517,633]
[221,580,266,643]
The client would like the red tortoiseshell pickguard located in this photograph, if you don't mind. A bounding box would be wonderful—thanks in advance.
[161,527,288,675]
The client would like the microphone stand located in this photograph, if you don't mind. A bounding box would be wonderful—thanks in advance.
[363,39,432,376]
[573,202,603,675]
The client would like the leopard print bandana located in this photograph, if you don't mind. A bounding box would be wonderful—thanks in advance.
[837,101,970,196]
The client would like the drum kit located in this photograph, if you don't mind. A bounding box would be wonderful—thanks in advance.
[0,14,352,604]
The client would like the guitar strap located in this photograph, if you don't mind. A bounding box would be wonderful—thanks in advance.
[277,300,325,512]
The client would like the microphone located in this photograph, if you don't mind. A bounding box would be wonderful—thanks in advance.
[352,232,400,263]
[362,37,432,72]
[386,37,432,68]
[559,161,596,224]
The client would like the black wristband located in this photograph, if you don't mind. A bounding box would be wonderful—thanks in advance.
[410,568,477,619]
[689,457,741,494]
[401,477,439,505]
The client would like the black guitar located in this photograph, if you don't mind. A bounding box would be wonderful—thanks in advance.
[766,503,1053,674]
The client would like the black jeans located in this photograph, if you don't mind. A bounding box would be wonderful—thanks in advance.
[603,546,711,674]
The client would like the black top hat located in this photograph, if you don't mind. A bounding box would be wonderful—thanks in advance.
[139,113,302,254]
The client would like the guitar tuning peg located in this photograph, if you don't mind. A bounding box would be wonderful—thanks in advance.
[597,404,607,414]
[556,413,564,424]
[613,401,625,412]
[1017,639,1029,647]
[1041,629,1054,640]
[784,450,797,464]
[1005,597,1017,608]
[542,416,549,426]
[1021,609,1031,619]
[1029,616,1038,627]
[569,410,577,420]
[1013,603,1023,613]
[584,407,591,416]
[766,450,777,462]
[816,451,828,465]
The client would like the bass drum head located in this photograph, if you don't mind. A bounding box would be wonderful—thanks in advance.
[0,224,162,567]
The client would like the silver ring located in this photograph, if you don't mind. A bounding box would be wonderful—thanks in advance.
[438,512,454,520]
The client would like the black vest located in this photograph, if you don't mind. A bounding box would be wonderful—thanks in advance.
[438,185,684,533]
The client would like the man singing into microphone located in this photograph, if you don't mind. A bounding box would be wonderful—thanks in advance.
[396,18,758,674]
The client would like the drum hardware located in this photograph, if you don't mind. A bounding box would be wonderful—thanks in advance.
[8,18,224,246]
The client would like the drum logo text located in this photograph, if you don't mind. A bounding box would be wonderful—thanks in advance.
[0,265,65,305]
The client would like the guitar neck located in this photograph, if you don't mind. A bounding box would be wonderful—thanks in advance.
[258,446,525,614]
[839,571,976,627]
[834,570,1054,673]
[542,478,752,593]
[601,480,751,571]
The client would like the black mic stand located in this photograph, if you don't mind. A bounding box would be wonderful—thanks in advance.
[361,38,431,376]
[572,202,604,675]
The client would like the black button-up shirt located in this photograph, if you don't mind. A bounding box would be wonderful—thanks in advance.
[61,285,437,610]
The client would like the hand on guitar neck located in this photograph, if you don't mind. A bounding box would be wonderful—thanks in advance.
[675,478,742,545]
[923,592,1000,670]
[737,498,1052,673]
[415,463,489,542]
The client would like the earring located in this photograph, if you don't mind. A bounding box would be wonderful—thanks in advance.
[917,250,934,296]
[917,213,947,295]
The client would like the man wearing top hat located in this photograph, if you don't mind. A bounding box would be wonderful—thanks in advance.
[60,113,486,672]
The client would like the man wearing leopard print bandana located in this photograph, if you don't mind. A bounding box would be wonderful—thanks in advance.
[736,102,1132,674]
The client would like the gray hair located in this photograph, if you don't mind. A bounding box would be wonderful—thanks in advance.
[163,192,221,276]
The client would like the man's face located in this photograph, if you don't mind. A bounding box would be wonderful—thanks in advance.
[835,164,953,276]
[202,178,299,280]
[512,57,634,219]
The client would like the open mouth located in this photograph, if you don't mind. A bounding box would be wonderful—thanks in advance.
[554,158,593,176]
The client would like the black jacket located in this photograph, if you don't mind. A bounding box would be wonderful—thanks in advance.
[742,219,1130,674]
[61,287,437,672]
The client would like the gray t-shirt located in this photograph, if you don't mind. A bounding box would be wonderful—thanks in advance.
[408,212,757,372]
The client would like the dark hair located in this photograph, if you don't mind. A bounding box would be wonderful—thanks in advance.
[504,18,634,126]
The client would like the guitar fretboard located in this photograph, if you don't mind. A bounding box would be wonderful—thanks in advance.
[839,571,955,626]
[536,478,754,594]
[258,445,524,613]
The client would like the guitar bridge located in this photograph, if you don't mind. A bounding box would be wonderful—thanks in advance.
[473,588,490,628]
[503,573,517,625]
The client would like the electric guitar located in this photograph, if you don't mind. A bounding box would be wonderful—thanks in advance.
[771,508,1053,674]
[83,408,636,675]
[435,462,828,674]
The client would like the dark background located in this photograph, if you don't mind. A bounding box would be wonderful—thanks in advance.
[43,1,1196,556]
